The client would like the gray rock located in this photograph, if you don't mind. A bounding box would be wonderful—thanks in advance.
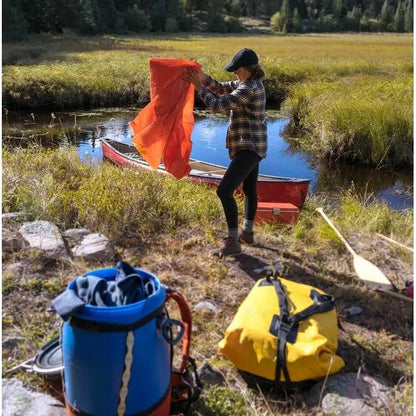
[194,301,220,314]
[2,336,24,350]
[62,228,91,245]
[345,306,363,316]
[305,372,391,415]
[2,213,21,220]
[2,212,26,225]
[2,378,66,416]
[2,229,25,253]
[197,362,225,385]
[3,261,28,275]
[71,233,114,262]
[18,221,68,260]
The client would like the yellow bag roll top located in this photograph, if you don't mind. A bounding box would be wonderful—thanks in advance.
[218,276,345,383]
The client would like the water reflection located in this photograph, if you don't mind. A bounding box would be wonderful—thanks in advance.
[3,109,413,210]
[314,160,413,209]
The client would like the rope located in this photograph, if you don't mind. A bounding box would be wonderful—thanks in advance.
[117,331,135,416]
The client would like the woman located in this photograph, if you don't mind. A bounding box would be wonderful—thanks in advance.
[185,48,267,257]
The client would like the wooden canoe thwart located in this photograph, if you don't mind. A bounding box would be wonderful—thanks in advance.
[101,138,311,224]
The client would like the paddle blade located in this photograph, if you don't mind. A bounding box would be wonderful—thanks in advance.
[353,255,393,290]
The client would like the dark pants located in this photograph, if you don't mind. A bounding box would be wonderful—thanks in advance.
[216,150,262,229]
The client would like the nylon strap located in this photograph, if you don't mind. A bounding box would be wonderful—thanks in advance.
[269,277,335,385]
[68,304,165,332]
[271,278,291,383]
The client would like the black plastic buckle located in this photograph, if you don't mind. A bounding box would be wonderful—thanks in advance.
[278,320,291,335]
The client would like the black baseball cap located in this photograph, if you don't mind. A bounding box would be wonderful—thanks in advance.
[224,48,258,72]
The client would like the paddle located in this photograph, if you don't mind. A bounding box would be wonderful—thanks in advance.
[373,286,413,303]
[316,208,393,291]
[376,233,413,253]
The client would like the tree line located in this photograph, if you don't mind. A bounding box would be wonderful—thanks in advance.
[3,0,413,41]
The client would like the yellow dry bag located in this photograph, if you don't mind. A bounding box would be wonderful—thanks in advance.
[218,275,345,386]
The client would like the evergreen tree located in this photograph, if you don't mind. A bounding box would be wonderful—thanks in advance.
[149,0,167,31]
[3,0,28,41]
[20,0,52,33]
[404,0,413,31]
[3,0,413,37]
[333,0,348,28]
[261,0,278,16]
[296,0,308,19]
[95,0,119,32]
[48,0,81,33]
[347,5,362,30]
[393,0,405,31]
[321,0,333,16]
[75,0,98,34]
[292,7,303,31]
[280,0,293,31]
[206,0,227,31]
[124,5,151,32]
[379,0,394,31]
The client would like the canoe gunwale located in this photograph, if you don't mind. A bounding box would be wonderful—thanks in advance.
[100,138,311,185]
[100,138,310,206]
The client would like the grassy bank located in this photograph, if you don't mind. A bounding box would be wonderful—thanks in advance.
[2,146,224,239]
[3,146,413,244]
[284,74,413,168]
[2,146,413,415]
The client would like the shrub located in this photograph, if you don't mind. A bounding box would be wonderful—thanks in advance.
[124,7,151,32]
[165,17,178,33]
[270,12,284,32]
[224,16,243,33]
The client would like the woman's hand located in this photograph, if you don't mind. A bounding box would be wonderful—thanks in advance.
[184,68,203,91]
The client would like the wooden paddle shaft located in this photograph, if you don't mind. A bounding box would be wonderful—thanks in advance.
[376,233,413,253]
[374,286,413,303]
[315,208,356,256]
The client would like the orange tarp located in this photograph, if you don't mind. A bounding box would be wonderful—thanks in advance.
[129,58,201,179]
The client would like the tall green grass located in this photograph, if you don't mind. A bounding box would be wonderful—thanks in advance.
[284,74,413,168]
[2,146,223,240]
[3,146,412,249]
[296,189,413,245]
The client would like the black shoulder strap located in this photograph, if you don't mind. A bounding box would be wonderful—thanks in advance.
[290,290,334,325]
[269,278,291,384]
[268,276,335,385]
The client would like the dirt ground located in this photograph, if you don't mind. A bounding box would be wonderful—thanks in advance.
[2,222,413,413]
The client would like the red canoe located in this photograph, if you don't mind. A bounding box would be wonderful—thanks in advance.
[101,138,310,207]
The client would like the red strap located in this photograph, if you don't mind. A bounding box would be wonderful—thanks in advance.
[166,291,192,373]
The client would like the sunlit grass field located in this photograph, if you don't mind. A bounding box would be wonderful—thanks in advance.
[3,33,412,108]
[3,33,413,167]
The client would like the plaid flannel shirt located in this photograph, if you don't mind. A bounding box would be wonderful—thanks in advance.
[199,74,267,159]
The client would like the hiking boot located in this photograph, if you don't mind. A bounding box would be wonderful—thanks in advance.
[219,237,241,258]
[239,230,254,245]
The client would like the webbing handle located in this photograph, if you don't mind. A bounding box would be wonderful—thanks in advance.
[270,278,291,384]
[166,291,192,373]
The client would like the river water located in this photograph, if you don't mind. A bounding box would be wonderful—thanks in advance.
[4,109,413,210]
